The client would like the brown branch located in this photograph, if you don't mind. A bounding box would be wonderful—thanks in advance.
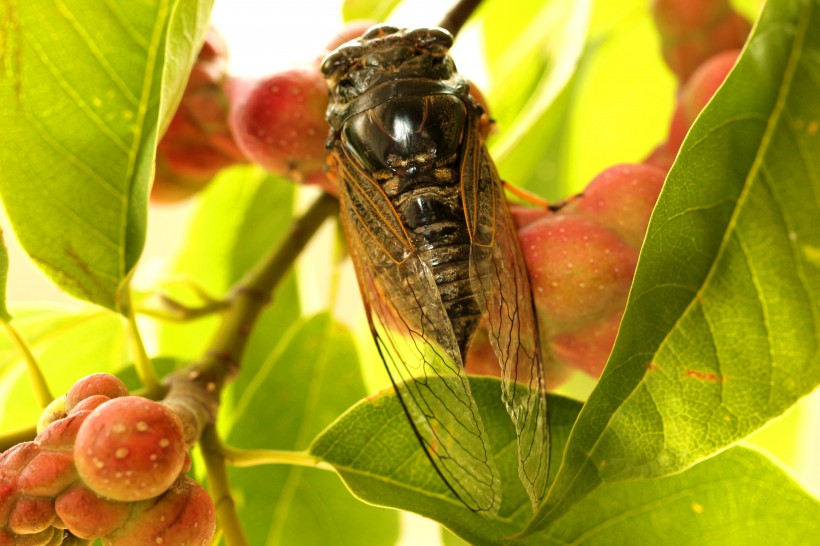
[161,193,339,445]
[438,0,484,38]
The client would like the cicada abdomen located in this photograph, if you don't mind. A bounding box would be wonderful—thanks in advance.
[322,25,549,516]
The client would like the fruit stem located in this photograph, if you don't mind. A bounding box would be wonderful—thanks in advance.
[121,289,162,397]
[200,425,251,546]
[0,424,36,452]
[1,320,53,408]
[220,444,322,468]
[439,0,484,38]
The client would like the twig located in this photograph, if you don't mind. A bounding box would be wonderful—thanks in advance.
[120,289,161,397]
[161,193,338,445]
[200,426,250,546]
[438,0,484,38]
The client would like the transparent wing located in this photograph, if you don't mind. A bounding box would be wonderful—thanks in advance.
[333,150,502,515]
[461,113,551,510]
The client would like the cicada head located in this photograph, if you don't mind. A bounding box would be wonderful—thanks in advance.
[321,25,468,133]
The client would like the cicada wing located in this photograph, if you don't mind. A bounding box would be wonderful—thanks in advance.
[461,114,551,510]
[334,151,502,515]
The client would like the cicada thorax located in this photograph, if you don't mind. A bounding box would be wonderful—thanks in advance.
[323,26,483,360]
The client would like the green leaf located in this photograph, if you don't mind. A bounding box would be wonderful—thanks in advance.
[481,0,590,197]
[341,0,400,22]
[0,230,10,322]
[155,166,299,368]
[0,305,127,431]
[311,376,820,544]
[0,0,213,311]
[222,313,399,545]
[532,0,820,529]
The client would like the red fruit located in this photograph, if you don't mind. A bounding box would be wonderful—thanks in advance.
[8,495,55,534]
[667,49,740,151]
[519,213,638,333]
[152,26,246,204]
[569,164,666,248]
[549,307,623,378]
[186,26,229,89]
[74,397,186,502]
[227,68,330,183]
[509,204,551,231]
[17,452,76,497]
[65,374,128,411]
[652,0,730,37]
[54,484,130,539]
[643,142,676,172]
[101,476,215,546]
[36,412,90,452]
[658,10,749,83]
[68,395,111,415]
[0,442,39,472]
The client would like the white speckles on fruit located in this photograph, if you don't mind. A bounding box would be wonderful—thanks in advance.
[74,397,186,502]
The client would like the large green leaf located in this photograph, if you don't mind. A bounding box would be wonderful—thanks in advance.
[531,0,820,530]
[0,0,213,311]
[222,313,399,545]
[0,305,127,431]
[311,376,820,544]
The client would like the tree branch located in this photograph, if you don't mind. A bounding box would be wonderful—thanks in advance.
[439,0,484,38]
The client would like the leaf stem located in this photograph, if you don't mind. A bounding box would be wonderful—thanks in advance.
[220,444,322,468]
[439,0,484,38]
[120,289,161,397]
[1,320,52,408]
[200,426,250,546]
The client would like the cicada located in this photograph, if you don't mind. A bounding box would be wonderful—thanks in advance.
[322,25,549,515]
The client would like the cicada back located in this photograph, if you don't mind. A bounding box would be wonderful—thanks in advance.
[322,25,549,516]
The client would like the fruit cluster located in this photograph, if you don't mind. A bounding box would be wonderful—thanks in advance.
[472,0,748,383]
[652,0,750,83]
[152,23,377,202]
[0,374,214,545]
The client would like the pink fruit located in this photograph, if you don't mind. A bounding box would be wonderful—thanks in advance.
[73,397,186,502]
[54,484,130,540]
[519,213,638,333]
[8,495,55,535]
[667,49,740,151]
[569,163,666,248]
[227,68,329,183]
[16,452,76,498]
[101,476,215,546]
[65,374,128,411]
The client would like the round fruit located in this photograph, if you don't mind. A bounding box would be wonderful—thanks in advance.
[569,163,666,248]
[227,68,329,183]
[65,374,128,411]
[73,397,186,502]
[101,476,215,546]
[54,484,130,540]
[518,213,638,332]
